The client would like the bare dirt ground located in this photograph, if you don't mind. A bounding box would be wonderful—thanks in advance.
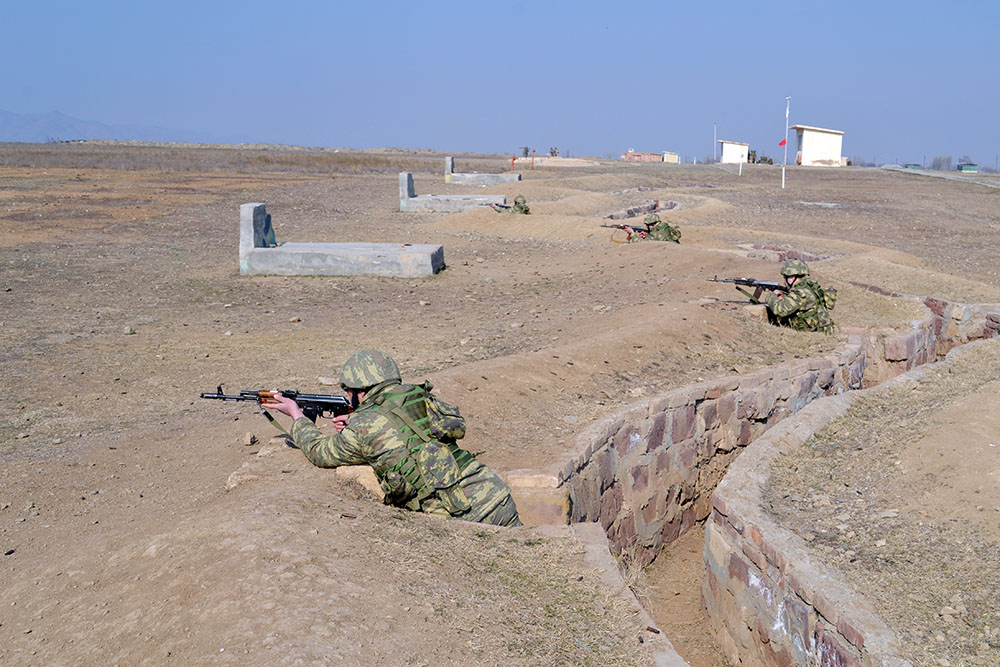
[1,143,999,664]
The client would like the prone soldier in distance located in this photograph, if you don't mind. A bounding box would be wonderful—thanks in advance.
[490,194,530,214]
[630,213,680,243]
[601,213,681,243]
[264,350,522,527]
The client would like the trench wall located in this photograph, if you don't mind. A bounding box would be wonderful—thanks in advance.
[561,299,1000,569]
[704,393,897,666]
[702,307,1000,666]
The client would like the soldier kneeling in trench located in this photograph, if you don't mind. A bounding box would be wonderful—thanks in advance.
[762,260,837,334]
[266,349,522,527]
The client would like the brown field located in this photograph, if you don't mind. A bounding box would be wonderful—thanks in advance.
[1,142,999,665]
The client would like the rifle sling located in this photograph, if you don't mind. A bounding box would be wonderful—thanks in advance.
[735,285,763,304]
[261,408,291,436]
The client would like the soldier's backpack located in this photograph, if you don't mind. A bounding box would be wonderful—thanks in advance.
[373,382,474,516]
[422,381,466,442]
[806,280,837,310]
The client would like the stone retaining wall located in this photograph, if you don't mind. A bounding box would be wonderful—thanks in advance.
[546,298,1000,570]
[702,393,907,666]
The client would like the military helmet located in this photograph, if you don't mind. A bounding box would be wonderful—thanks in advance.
[644,213,661,225]
[339,350,401,389]
[513,195,526,205]
[780,259,810,277]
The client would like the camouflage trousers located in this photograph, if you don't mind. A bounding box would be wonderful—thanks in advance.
[477,494,522,527]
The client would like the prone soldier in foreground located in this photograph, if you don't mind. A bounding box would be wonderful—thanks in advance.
[265,350,522,527]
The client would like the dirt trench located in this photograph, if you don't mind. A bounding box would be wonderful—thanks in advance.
[555,294,1000,665]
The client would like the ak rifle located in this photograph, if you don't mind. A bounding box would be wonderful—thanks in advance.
[199,386,351,426]
[707,276,788,304]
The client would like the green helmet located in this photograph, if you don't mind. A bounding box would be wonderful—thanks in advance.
[339,350,401,389]
[644,213,661,225]
[780,259,810,277]
[513,195,526,205]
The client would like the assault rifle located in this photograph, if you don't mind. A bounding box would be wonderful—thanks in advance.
[199,385,351,424]
[707,276,788,304]
[600,222,652,242]
[600,223,649,233]
[485,202,511,210]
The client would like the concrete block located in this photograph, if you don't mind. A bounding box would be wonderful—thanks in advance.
[444,157,521,185]
[239,203,275,264]
[400,172,507,211]
[243,241,445,278]
[239,203,445,278]
[510,486,570,526]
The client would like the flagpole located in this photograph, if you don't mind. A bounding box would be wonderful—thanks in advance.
[782,96,791,189]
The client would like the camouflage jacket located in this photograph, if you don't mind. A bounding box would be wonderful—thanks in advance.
[291,381,516,523]
[647,222,681,243]
[763,278,835,334]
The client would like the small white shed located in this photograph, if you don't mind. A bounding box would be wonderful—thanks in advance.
[789,125,844,167]
[717,140,749,164]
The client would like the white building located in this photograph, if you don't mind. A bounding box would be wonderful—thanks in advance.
[789,125,844,167]
[717,140,749,164]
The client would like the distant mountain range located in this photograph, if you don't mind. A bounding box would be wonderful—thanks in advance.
[0,108,235,144]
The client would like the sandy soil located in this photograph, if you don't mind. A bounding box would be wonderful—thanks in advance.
[2,145,999,664]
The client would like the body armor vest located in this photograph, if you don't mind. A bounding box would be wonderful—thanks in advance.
[368,383,475,515]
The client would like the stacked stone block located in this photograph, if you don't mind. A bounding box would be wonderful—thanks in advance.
[563,349,861,565]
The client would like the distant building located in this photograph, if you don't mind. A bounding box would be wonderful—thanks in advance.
[957,162,979,173]
[904,163,922,169]
[621,148,664,163]
[789,125,844,167]
[717,140,749,164]
[662,151,679,164]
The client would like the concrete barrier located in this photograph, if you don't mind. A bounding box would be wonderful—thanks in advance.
[399,172,506,212]
[239,203,445,278]
[444,156,521,185]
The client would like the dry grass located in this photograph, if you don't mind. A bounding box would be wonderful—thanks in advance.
[359,513,655,665]
[0,141,511,175]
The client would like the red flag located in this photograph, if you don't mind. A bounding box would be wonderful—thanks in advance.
[778,139,787,147]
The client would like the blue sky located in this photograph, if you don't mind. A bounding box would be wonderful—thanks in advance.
[3,1,997,164]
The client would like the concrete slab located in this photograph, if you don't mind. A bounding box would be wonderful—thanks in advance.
[399,172,505,212]
[239,203,445,278]
[445,156,521,185]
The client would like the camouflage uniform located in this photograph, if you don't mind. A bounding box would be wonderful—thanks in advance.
[492,195,530,215]
[628,214,681,243]
[291,350,521,527]
[762,260,836,334]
